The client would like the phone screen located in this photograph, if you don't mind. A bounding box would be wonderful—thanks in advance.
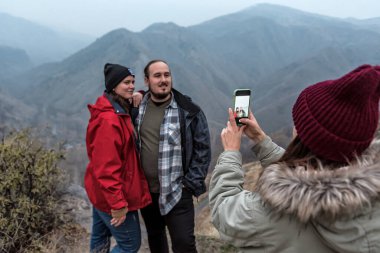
[234,89,251,126]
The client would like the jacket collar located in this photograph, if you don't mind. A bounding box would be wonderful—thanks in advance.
[105,92,127,114]
[172,88,200,117]
[257,137,380,223]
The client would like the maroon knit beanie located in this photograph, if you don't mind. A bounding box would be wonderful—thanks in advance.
[292,64,380,162]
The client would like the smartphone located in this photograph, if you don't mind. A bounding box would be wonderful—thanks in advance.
[233,89,251,126]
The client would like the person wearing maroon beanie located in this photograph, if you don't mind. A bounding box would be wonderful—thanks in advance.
[209,64,380,253]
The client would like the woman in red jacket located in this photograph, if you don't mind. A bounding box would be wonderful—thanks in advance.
[84,63,151,253]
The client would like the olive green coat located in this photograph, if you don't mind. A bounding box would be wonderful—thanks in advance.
[209,136,380,253]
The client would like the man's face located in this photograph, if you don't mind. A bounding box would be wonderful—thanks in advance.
[145,61,172,101]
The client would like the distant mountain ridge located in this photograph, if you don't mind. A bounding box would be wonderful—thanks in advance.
[1,4,380,169]
[0,12,94,65]
[0,45,32,75]
[345,17,380,33]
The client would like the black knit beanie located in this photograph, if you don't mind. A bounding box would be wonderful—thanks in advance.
[104,63,134,92]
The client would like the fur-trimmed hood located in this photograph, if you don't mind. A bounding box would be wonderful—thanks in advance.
[256,137,380,223]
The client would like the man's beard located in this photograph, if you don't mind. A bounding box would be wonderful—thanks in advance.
[149,82,172,100]
[151,90,171,100]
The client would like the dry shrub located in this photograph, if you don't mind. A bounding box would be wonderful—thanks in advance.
[0,130,66,252]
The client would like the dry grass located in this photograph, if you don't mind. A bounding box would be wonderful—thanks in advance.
[242,161,263,191]
[23,223,89,253]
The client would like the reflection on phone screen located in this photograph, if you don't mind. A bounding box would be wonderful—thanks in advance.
[234,95,249,118]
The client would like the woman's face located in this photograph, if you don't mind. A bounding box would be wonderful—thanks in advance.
[114,75,135,99]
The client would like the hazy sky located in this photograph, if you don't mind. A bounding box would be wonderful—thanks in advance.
[1,0,379,37]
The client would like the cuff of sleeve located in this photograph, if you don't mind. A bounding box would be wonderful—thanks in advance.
[251,135,272,153]
[217,150,242,165]
[109,193,128,211]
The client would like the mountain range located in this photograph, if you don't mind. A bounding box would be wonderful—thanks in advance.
[0,12,94,65]
[1,4,380,181]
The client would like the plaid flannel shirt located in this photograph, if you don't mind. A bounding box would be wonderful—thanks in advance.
[136,92,183,215]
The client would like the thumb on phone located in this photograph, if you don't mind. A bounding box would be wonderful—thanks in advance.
[240,111,266,143]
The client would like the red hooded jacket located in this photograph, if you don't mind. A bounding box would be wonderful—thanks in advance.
[84,94,151,213]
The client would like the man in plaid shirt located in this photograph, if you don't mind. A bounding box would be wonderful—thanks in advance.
[136,59,211,253]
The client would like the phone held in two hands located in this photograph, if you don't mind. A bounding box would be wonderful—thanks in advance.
[233,89,251,126]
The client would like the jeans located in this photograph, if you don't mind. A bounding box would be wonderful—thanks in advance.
[140,188,197,253]
[90,207,141,253]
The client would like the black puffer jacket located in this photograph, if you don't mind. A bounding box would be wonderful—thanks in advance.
[173,89,211,197]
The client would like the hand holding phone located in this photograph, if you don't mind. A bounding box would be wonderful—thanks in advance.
[233,89,251,126]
